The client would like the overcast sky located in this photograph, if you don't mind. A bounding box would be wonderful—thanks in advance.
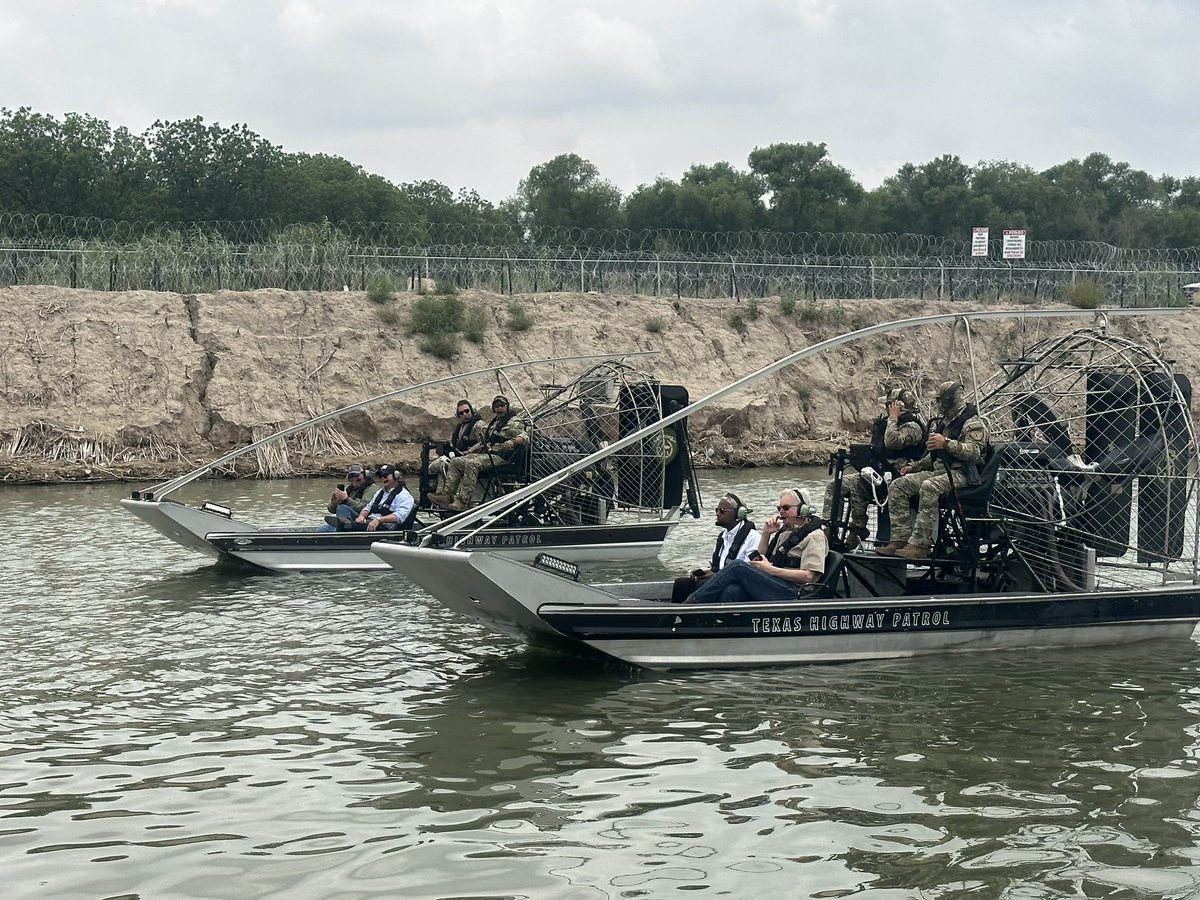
[2,0,1196,205]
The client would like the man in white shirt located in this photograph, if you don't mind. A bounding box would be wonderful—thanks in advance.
[669,493,759,602]
[352,465,416,532]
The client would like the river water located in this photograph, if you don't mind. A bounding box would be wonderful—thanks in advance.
[4,469,1200,899]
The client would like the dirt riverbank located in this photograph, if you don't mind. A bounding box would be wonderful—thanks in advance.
[0,286,1194,484]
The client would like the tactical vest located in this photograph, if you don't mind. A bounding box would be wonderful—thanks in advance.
[932,404,983,483]
[451,414,482,453]
[767,519,823,569]
[710,519,756,572]
[484,411,519,459]
[868,412,927,470]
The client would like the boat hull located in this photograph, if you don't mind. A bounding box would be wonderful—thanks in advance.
[370,543,1200,670]
[122,499,674,572]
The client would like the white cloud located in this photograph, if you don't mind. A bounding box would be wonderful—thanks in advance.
[1,0,1198,203]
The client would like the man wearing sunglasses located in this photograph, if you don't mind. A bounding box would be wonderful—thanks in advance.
[669,492,759,602]
[685,489,826,604]
[428,400,483,496]
[432,395,528,512]
[319,463,375,531]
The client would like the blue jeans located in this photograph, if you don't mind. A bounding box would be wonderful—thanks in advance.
[687,560,799,604]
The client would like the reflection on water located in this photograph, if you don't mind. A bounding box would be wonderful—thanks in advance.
[2,473,1200,897]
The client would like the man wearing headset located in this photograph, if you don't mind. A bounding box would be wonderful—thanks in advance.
[684,489,826,604]
[823,386,926,550]
[669,492,760,603]
[877,380,990,560]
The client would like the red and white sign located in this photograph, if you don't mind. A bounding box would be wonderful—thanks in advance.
[971,227,989,257]
[1003,229,1027,259]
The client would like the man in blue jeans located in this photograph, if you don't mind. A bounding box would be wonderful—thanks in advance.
[685,488,826,604]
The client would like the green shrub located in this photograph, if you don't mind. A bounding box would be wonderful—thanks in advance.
[796,298,847,325]
[507,300,532,332]
[463,303,488,343]
[728,310,747,334]
[745,298,760,321]
[433,280,459,296]
[644,316,664,333]
[1065,278,1106,309]
[375,303,403,326]
[420,331,460,359]
[367,275,396,305]
[780,296,797,316]
[410,294,464,335]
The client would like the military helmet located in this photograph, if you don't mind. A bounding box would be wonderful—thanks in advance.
[936,380,966,412]
[885,387,919,411]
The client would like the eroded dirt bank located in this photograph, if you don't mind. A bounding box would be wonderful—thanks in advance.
[1,286,1195,484]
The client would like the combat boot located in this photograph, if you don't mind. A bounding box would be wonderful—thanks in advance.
[896,542,931,560]
[875,540,907,556]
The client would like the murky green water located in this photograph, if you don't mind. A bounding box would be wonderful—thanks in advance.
[3,470,1200,898]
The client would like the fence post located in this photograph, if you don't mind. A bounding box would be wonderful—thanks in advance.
[730,254,737,301]
[579,253,585,293]
[655,254,661,297]
[109,256,117,292]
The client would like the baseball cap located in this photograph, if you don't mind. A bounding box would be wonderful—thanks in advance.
[492,394,509,407]
[376,464,398,479]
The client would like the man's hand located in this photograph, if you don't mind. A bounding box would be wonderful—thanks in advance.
[927,433,948,452]
[332,489,348,503]
[887,400,902,420]
[367,517,382,531]
[761,514,781,535]
[900,465,913,475]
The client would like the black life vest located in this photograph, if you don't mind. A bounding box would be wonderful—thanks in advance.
[931,404,983,483]
[868,412,928,471]
[768,519,823,569]
[451,414,482,453]
[484,410,521,459]
[710,519,756,571]
[368,484,417,528]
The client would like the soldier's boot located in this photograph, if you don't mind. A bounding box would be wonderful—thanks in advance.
[875,540,908,556]
[896,542,931,560]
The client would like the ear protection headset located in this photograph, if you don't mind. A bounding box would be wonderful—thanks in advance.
[789,488,814,518]
[723,493,752,521]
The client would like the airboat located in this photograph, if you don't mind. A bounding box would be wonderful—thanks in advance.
[121,354,699,572]
[371,308,1200,670]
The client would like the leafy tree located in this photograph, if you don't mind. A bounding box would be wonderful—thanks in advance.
[144,117,287,220]
[510,153,624,234]
[872,154,993,238]
[625,162,766,236]
[279,153,417,223]
[747,142,865,233]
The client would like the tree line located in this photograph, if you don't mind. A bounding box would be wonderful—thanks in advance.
[2,107,1199,249]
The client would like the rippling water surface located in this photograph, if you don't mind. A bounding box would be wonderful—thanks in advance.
[4,471,1200,899]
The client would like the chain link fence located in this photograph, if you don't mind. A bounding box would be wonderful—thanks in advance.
[2,214,1197,305]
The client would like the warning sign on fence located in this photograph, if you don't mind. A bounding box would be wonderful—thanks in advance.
[972,227,989,257]
[1003,229,1027,259]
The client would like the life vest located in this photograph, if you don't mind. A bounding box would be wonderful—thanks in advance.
[484,410,521,460]
[451,414,482,453]
[931,404,983,483]
[368,484,417,528]
[868,412,927,471]
[710,519,756,571]
[767,519,823,569]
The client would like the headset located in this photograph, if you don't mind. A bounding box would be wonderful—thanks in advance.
[938,381,963,406]
[722,492,752,521]
[786,488,814,518]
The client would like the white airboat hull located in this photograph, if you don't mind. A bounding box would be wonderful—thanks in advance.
[370,543,1200,670]
[122,498,676,572]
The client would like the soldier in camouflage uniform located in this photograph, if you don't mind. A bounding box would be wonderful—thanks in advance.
[823,387,926,550]
[876,381,990,560]
[433,395,529,512]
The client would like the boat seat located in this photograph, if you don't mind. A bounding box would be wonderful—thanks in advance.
[804,549,845,600]
[477,441,531,501]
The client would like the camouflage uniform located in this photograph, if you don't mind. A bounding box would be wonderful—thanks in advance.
[824,388,925,539]
[884,383,989,552]
[444,411,528,505]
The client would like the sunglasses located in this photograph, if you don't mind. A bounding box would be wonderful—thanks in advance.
[457,409,473,416]
[776,504,796,511]
[346,471,364,479]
